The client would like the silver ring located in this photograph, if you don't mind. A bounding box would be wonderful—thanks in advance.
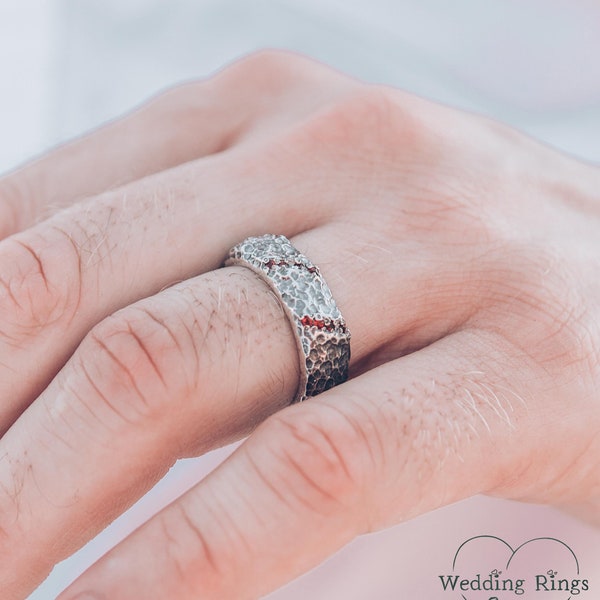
[225,234,351,403]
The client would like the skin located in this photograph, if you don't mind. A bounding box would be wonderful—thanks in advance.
[0,50,598,599]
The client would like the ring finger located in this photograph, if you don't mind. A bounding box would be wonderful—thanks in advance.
[0,52,359,431]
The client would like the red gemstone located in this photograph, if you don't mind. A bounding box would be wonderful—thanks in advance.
[265,258,288,269]
[301,316,329,329]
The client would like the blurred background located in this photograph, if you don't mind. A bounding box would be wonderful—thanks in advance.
[0,1,599,598]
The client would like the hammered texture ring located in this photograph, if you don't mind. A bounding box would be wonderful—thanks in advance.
[225,234,351,403]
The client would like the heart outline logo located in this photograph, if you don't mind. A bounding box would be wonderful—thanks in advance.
[446,535,584,600]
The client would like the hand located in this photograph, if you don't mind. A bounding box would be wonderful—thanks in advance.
[0,50,598,599]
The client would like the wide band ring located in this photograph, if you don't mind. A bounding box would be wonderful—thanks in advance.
[225,234,351,403]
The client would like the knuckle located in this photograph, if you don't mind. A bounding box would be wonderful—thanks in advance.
[537,291,600,375]
[0,233,81,337]
[155,503,223,596]
[226,48,307,79]
[145,79,216,130]
[278,85,435,188]
[81,307,191,423]
[151,51,346,151]
[256,406,371,516]
[482,246,600,378]
[51,204,115,272]
[216,49,326,97]
[307,86,424,152]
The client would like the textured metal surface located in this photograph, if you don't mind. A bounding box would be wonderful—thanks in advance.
[225,234,351,403]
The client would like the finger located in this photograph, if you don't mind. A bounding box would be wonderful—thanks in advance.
[0,53,360,430]
[0,50,348,238]
[0,123,475,433]
[0,266,297,600]
[0,222,473,597]
[57,330,532,600]
[0,81,233,239]
[0,143,306,431]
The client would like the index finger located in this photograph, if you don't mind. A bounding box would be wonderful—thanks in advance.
[0,50,357,240]
[0,78,243,240]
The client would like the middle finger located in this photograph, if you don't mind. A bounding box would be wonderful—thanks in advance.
[0,139,333,433]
